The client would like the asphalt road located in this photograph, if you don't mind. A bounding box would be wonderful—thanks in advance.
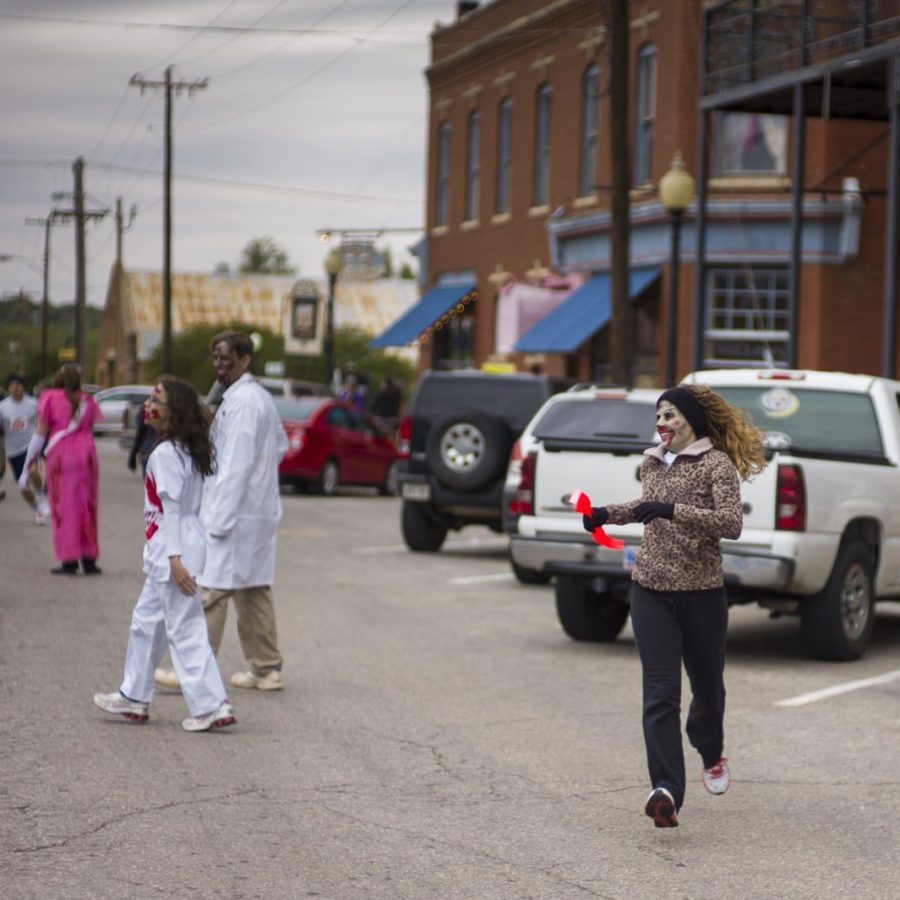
[3,439,900,899]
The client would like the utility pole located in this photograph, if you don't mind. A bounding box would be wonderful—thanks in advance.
[130,66,208,373]
[115,197,137,265]
[51,159,108,371]
[608,0,632,387]
[25,213,65,380]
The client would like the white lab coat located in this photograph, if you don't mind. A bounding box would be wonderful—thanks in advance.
[200,374,288,590]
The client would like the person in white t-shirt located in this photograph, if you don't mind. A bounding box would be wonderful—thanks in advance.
[0,373,50,524]
[93,376,236,733]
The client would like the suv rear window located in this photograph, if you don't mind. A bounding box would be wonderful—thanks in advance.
[534,399,657,448]
[713,386,884,458]
[413,378,547,421]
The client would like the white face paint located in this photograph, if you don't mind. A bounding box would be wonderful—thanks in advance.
[656,400,696,454]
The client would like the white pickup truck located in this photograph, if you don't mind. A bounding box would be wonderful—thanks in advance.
[509,369,900,660]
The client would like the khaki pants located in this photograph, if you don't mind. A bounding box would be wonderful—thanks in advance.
[201,586,283,676]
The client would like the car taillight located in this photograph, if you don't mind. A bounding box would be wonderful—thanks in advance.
[397,415,412,459]
[776,464,806,531]
[288,427,305,451]
[509,451,536,516]
[506,439,523,480]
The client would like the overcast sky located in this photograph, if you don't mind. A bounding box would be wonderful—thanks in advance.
[0,0,459,307]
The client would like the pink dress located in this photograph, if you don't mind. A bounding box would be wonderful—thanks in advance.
[38,389,102,562]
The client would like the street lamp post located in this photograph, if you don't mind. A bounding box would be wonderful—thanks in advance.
[323,248,342,390]
[659,152,696,387]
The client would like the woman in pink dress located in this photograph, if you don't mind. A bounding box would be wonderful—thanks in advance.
[19,365,103,574]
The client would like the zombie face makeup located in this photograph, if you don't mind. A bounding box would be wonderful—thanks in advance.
[211,341,251,387]
[147,383,170,431]
[656,400,697,453]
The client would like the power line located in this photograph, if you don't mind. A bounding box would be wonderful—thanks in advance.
[129,67,208,374]
[89,162,422,206]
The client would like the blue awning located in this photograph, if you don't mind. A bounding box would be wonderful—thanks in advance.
[513,268,661,353]
[370,283,477,348]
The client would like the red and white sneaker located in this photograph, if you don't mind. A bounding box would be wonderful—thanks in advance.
[182,702,237,733]
[93,691,149,723]
[702,757,731,795]
[644,787,679,828]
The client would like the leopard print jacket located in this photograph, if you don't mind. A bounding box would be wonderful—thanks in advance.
[605,437,743,592]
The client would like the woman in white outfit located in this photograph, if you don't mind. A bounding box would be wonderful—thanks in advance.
[94,377,236,732]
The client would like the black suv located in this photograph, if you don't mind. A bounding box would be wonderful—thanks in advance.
[397,370,572,552]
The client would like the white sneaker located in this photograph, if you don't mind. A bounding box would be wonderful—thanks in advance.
[34,506,50,526]
[182,702,237,732]
[229,669,283,691]
[702,757,731,795]
[93,691,149,723]
[154,667,181,691]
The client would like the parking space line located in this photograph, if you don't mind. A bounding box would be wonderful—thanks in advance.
[449,572,516,585]
[775,668,900,707]
[353,537,509,555]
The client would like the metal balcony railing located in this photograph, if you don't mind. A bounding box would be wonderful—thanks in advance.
[703,0,900,96]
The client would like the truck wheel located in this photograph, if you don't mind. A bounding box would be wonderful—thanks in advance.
[425,412,507,491]
[555,575,630,642]
[401,500,448,552]
[800,540,875,661]
[511,559,552,586]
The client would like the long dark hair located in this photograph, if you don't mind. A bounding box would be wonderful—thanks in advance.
[53,364,82,417]
[158,376,215,477]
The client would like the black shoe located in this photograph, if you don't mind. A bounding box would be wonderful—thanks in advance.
[81,558,102,575]
[644,788,679,828]
[51,563,78,576]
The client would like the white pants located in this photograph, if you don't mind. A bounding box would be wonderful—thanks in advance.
[120,578,227,717]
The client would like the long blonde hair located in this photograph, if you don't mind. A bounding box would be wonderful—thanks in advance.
[688,384,767,481]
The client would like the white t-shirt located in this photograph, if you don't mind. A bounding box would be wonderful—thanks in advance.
[143,441,206,583]
[0,395,38,458]
[663,450,678,469]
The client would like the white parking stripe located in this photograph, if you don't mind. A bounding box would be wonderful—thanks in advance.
[775,668,900,707]
[449,572,516,586]
[353,537,509,555]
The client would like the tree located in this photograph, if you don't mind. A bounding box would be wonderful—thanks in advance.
[238,237,296,275]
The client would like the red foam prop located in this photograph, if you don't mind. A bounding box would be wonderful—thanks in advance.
[569,488,625,550]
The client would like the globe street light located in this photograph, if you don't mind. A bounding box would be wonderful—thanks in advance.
[323,248,343,390]
[659,152,695,387]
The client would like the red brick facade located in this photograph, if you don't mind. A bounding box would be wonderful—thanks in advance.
[413,0,894,382]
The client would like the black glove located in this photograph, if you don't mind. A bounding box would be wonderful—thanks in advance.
[633,501,674,524]
[582,506,609,532]
[127,453,137,473]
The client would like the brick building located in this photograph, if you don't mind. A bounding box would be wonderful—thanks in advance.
[373,0,900,384]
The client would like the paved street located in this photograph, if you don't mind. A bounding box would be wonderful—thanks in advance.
[3,438,900,899]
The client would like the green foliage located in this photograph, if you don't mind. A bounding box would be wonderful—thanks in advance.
[143,322,416,400]
[238,237,296,275]
[143,323,284,393]
[285,326,417,396]
[0,293,103,388]
[398,262,416,280]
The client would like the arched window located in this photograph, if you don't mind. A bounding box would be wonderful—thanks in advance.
[579,64,601,197]
[465,110,482,221]
[436,121,451,226]
[495,98,513,214]
[534,83,553,207]
[635,44,657,185]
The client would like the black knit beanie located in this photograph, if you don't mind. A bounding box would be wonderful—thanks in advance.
[656,386,708,438]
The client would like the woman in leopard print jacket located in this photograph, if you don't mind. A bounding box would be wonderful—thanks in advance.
[583,384,765,828]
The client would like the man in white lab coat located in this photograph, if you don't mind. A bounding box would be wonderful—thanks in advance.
[158,330,289,692]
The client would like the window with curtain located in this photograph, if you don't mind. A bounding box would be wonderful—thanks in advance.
[465,110,482,221]
[534,83,553,207]
[635,44,656,186]
[704,268,790,367]
[436,121,451,227]
[713,113,788,176]
[496,98,513,214]
[579,64,601,197]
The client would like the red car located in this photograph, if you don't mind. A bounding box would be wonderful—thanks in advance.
[275,397,399,496]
